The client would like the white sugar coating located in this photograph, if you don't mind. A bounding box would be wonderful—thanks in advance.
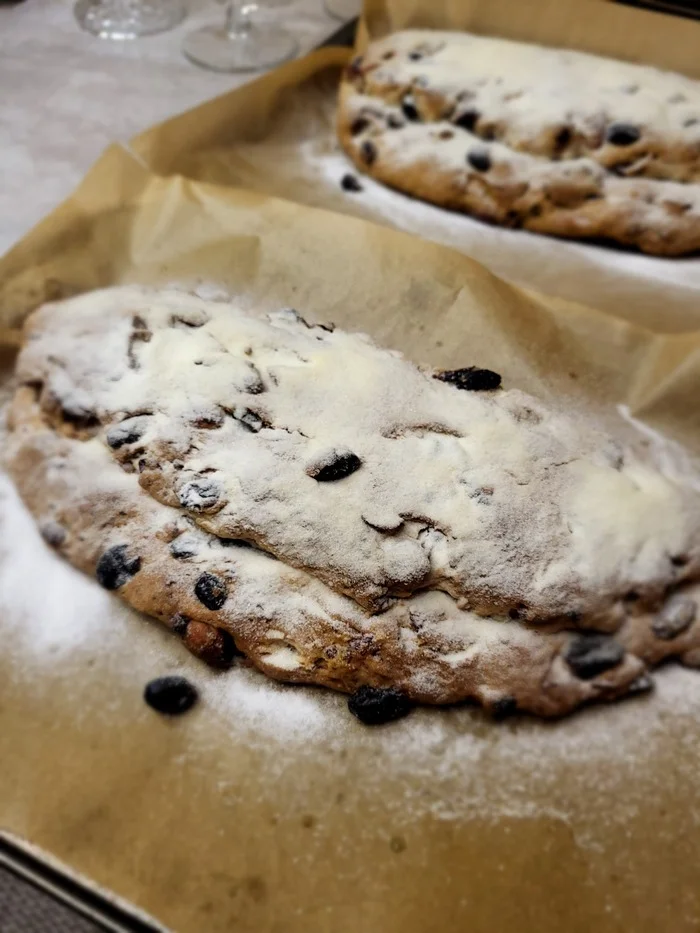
[0,467,333,740]
[18,286,700,633]
[2,464,700,836]
[213,68,700,324]
[356,30,700,180]
[340,90,700,249]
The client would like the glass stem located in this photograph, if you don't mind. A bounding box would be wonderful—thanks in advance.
[224,0,251,37]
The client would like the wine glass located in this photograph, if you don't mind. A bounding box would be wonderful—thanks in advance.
[183,0,298,72]
[74,0,186,39]
[324,0,359,20]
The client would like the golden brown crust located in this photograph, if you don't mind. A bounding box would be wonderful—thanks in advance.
[337,68,700,256]
[5,370,700,720]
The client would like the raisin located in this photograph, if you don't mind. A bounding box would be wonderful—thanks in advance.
[627,673,653,696]
[467,149,491,172]
[40,522,66,548]
[492,696,518,720]
[564,634,624,680]
[346,55,363,78]
[651,599,696,641]
[408,50,423,61]
[233,406,266,432]
[360,140,377,165]
[606,123,641,146]
[387,114,404,130]
[170,536,198,560]
[169,613,190,636]
[454,109,480,132]
[170,309,209,329]
[348,686,414,725]
[341,173,363,193]
[178,478,223,513]
[185,620,239,668]
[144,676,197,716]
[434,367,502,391]
[554,126,572,151]
[61,402,99,430]
[683,117,699,128]
[194,572,228,610]
[401,95,420,121]
[96,544,141,590]
[106,419,144,449]
[308,451,362,482]
[350,116,369,136]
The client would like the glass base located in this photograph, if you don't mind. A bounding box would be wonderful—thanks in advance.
[74,0,185,38]
[182,24,297,72]
[324,0,359,20]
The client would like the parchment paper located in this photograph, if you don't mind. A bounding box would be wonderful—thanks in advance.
[126,0,700,330]
[1,144,700,933]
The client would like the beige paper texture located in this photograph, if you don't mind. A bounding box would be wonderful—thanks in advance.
[1,145,700,933]
[126,3,700,330]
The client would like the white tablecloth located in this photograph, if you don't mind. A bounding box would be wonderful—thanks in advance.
[0,0,339,254]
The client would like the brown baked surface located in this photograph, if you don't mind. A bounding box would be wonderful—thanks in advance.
[5,286,700,718]
[337,31,700,256]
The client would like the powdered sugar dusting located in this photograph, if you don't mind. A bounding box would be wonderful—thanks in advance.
[214,71,700,329]
[3,463,700,838]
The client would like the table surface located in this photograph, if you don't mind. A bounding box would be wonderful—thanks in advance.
[0,0,344,256]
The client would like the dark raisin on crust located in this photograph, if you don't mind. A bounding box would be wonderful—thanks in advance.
[401,95,420,121]
[491,696,518,720]
[170,538,198,560]
[454,109,480,132]
[184,620,239,667]
[467,149,492,172]
[360,140,378,166]
[96,544,141,590]
[554,126,572,152]
[233,407,266,432]
[144,676,198,716]
[348,686,414,725]
[606,123,641,146]
[627,673,653,696]
[346,55,363,79]
[194,572,229,610]
[434,367,502,391]
[651,599,696,641]
[308,452,362,482]
[40,521,66,548]
[106,421,144,449]
[341,173,363,193]
[564,633,625,680]
[350,116,370,136]
[169,613,190,636]
[177,478,223,513]
[60,402,100,430]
